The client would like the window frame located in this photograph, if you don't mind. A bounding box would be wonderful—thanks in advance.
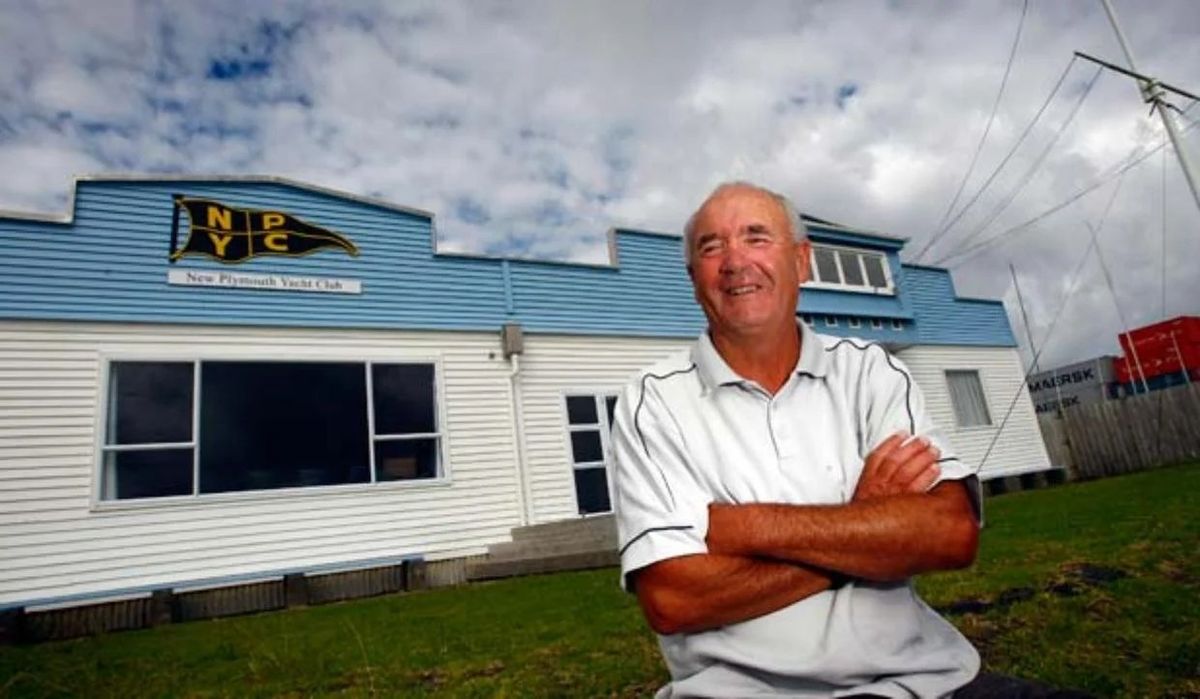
[804,243,895,295]
[847,317,861,329]
[98,360,199,502]
[944,369,994,429]
[561,391,620,516]
[870,318,883,330]
[824,316,839,328]
[92,350,452,510]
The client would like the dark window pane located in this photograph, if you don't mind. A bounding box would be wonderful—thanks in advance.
[109,362,193,444]
[813,247,839,283]
[838,250,865,286]
[570,430,603,463]
[104,448,193,500]
[199,362,369,493]
[574,467,611,514]
[863,255,888,288]
[372,364,436,435]
[375,438,440,481]
[605,396,618,429]
[566,395,598,425]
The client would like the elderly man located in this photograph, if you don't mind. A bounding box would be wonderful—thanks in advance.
[611,182,1040,697]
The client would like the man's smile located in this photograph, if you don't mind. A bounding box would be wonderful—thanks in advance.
[725,284,763,297]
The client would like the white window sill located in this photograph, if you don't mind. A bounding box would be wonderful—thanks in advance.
[90,476,454,513]
[803,281,895,296]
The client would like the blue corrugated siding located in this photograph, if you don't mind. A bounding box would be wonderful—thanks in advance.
[804,319,916,344]
[799,288,909,319]
[0,181,508,330]
[901,265,1016,347]
[0,179,1014,346]
[509,232,705,336]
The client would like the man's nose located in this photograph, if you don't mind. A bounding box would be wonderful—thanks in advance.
[719,241,749,273]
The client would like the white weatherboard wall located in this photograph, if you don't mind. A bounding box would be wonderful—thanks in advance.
[519,336,1049,526]
[518,334,692,524]
[0,320,521,606]
[895,344,1050,479]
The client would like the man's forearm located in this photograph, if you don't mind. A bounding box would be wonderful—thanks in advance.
[634,553,833,635]
[706,482,978,581]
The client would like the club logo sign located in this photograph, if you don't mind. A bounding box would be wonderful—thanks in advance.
[170,196,359,264]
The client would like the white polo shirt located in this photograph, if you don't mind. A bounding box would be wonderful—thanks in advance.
[611,320,982,698]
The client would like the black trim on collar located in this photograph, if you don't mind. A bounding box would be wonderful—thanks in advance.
[634,364,698,509]
[823,339,916,435]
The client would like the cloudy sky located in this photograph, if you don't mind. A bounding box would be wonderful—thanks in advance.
[1,0,1197,369]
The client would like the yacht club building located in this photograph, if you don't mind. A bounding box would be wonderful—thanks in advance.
[0,176,1051,618]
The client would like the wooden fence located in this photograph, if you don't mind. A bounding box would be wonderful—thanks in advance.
[1037,382,1200,480]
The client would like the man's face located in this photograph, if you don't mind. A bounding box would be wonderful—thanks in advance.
[687,187,811,341]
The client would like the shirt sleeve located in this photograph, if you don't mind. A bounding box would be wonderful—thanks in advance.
[860,345,984,523]
[610,374,710,590]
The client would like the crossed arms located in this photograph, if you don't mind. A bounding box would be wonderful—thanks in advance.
[632,434,980,635]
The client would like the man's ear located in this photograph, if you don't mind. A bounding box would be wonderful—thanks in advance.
[795,240,812,285]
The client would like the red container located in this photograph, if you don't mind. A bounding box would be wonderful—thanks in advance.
[1115,316,1200,382]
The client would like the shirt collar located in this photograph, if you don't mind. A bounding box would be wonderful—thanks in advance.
[691,317,830,392]
[795,318,830,378]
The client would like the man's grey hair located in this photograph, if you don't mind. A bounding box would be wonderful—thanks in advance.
[682,181,808,265]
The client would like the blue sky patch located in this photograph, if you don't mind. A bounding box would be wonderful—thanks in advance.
[207,59,272,80]
[455,197,491,225]
[835,82,859,109]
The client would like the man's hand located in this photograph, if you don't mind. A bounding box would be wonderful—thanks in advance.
[853,432,941,502]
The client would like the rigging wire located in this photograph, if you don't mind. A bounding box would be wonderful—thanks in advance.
[1169,100,1200,131]
[933,101,1200,268]
[928,0,1030,240]
[1093,222,1143,391]
[912,55,1077,263]
[975,174,1126,472]
[930,65,1104,266]
[1161,129,1168,318]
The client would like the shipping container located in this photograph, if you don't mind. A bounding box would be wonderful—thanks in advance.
[1115,316,1200,384]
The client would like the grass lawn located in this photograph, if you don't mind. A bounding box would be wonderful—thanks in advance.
[2,462,1198,698]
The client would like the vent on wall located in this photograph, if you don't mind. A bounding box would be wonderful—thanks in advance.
[501,323,524,357]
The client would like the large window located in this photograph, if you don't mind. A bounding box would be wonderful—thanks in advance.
[807,244,892,293]
[100,359,443,501]
[945,370,993,428]
[565,393,618,515]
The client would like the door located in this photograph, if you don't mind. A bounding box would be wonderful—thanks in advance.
[565,394,618,515]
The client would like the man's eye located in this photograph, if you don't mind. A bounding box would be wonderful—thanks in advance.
[698,241,721,256]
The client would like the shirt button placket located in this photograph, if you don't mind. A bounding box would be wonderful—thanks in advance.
[766,398,781,462]
[769,398,794,467]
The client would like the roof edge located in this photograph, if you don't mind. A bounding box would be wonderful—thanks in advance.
[0,173,436,225]
[801,215,909,243]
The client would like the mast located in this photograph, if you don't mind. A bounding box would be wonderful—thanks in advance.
[1009,263,1054,409]
[1010,263,1040,374]
[1095,0,1200,214]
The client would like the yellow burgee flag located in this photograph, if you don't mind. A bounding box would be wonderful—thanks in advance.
[171,196,359,263]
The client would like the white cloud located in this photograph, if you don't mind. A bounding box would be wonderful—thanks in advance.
[0,0,1198,368]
